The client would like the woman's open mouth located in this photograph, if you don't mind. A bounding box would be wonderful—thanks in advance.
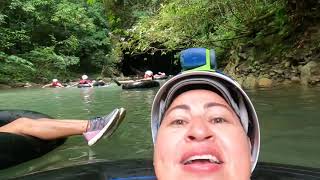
[183,154,222,165]
[180,153,224,173]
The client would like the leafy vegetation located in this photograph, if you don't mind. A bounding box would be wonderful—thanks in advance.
[1,0,318,85]
[0,0,115,84]
[117,0,290,59]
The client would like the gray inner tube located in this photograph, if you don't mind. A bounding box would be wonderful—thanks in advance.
[122,81,160,90]
[0,110,66,169]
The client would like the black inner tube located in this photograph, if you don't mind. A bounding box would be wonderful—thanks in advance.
[77,84,92,88]
[0,110,66,169]
[122,81,160,90]
[11,160,320,180]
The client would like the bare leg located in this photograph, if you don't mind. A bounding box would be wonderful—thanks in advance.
[0,117,88,140]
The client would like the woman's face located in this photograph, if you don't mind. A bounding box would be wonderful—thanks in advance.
[154,89,251,180]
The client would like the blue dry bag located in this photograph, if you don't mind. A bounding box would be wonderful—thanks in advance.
[180,48,217,71]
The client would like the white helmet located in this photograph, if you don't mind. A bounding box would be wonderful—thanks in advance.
[145,70,153,76]
[151,70,260,172]
[52,79,58,82]
[82,75,88,80]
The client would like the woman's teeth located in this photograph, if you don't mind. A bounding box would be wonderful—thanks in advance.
[183,154,222,165]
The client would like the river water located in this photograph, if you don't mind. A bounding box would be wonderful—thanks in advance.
[0,84,319,178]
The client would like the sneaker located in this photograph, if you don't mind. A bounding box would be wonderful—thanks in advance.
[103,107,126,138]
[83,108,120,146]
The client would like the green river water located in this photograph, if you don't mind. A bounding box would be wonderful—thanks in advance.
[0,84,319,179]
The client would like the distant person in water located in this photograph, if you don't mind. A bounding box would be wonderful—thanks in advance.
[79,75,93,86]
[42,79,64,88]
[144,70,154,80]
[71,75,93,87]
[0,108,126,146]
[154,72,166,79]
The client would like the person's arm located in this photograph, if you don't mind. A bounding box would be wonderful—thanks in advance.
[57,83,64,87]
[42,84,51,88]
[87,80,94,87]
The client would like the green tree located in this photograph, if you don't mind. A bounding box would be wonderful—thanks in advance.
[0,0,114,84]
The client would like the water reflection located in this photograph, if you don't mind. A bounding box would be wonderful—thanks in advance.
[79,88,94,113]
[248,86,320,168]
[0,86,319,179]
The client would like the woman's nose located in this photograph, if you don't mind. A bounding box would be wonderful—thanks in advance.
[185,118,214,142]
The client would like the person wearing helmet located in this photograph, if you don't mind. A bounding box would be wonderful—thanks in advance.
[144,70,154,80]
[151,48,260,180]
[42,79,64,88]
[71,74,94,88]
[79,75,92,85]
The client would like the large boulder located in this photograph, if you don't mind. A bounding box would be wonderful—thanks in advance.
[300,61,320,85]
[309,76,320,85]
[291,76,300,83]
[224,59,239,78]
[258,78,273,88]
[242,75,257,89]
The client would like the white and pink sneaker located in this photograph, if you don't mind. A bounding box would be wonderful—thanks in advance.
[83,108,126,146]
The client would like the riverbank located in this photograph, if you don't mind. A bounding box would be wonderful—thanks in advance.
[0,76,142,90]
[1,69,319,90]
[223,22,320,89]
[224,59,320,89]
[2,23,319,90]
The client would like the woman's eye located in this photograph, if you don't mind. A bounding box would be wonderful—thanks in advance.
[171,119,187,126]
[211,117,226,124]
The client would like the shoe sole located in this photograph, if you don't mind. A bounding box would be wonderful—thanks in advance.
[104,107,126,138]
[88,109,120,146]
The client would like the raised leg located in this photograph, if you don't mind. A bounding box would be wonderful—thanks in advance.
[0,117,88,140]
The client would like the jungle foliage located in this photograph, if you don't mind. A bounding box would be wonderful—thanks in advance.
[116,0,289,57]
[0,0,114,84]
[1,0,318,84]
[109,0,318,67]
